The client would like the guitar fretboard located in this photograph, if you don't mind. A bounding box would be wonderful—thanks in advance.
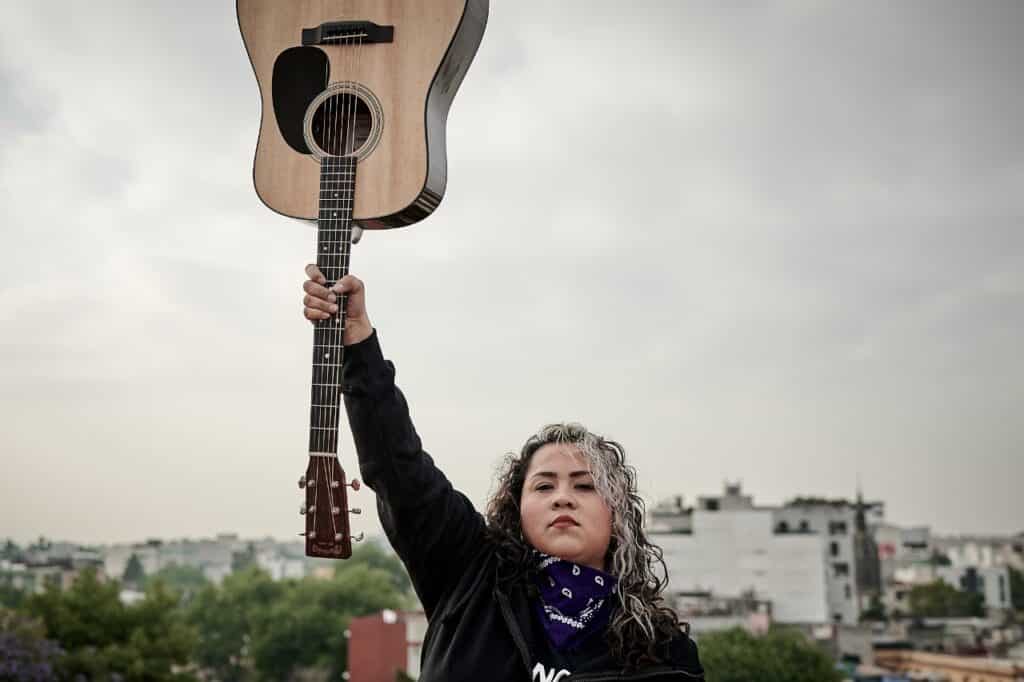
[309,155,356,455]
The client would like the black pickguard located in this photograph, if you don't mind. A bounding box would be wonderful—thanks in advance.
[272,46,328,155]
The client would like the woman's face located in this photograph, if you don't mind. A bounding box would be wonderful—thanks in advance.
[519,443,613,572]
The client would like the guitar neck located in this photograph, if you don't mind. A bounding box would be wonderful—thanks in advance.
[309,155,357,455]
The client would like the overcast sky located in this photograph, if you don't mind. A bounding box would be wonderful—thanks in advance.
[2,1,1022,547]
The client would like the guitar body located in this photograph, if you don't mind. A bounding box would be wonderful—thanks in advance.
[238,0,488,227]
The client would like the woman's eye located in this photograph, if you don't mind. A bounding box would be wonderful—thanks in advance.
[536,484,553,491]
[576,484,594,490]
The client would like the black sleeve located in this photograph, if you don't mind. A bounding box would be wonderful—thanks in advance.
[341,330,487,617]
[670,633,705,680]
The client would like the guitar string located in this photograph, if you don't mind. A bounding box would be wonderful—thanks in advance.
[338,24,363,543]
[321,29,338,458]
[311,29,340,544]
[325,24,355,546]
[338,27,365,546]
[309,39,329,544]
[325,27,356,546]
[322,29,345,544]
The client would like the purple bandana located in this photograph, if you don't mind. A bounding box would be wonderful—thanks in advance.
[532,553,618,651]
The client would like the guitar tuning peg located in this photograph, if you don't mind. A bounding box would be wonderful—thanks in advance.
[335,532,343,541]
[298,475,307,489]
[348,479,361,491]
[331,480,340,488]
[352,532,364,542]
[349,508,362,515]
[299,505,306,515]
[299,531,317,539]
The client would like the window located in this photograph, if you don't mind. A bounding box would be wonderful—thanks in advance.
[1000,575,1007,604]
[829,521,848,535]
[799,520,810,532]
[844,584,852,600]
[833,562,850,577]
[775,521,789,533]
[830,541,840,557]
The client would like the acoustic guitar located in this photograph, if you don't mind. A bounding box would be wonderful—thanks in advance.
[238,0,488,558]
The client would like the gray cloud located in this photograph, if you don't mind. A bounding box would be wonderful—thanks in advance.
[1,1,1022,545]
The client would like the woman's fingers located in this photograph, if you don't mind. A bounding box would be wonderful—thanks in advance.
[303,279,337,302]
[332,275,366,321]
[302,268,370,337]
[331,274,364,295]
[304,293,338,314]
[303,263,335,322]
[305,263,326,285]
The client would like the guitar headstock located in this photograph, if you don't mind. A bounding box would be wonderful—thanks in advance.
[299,454,362,559]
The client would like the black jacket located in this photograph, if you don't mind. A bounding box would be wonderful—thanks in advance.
[342,332,704,681]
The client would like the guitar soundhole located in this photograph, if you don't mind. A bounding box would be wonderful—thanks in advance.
[311,94,372,157]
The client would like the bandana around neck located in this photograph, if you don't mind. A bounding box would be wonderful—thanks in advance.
[532,553,618,651]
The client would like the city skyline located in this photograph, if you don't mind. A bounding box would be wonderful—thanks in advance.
[2,2,1023,545]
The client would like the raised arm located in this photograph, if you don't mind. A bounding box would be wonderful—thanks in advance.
[303,266,487,617]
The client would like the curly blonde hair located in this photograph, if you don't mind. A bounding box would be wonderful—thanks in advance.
[485,423,685,669]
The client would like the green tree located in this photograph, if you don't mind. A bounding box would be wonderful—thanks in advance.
[908,580,984,618]
[24,568,196,681]
[187,558,411,681]
[0,583,26,610]
[698,627,842,682]
[250,564,407,680]
[1008,566,1024,612]
[187,566,284,681]
[337,541,412,598]
[122,553,146,588]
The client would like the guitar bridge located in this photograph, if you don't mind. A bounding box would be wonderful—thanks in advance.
[302,21,394,46]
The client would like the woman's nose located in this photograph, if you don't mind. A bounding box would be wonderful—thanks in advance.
[552,490,577,509]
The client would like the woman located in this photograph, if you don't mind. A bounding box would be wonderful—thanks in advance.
[303,266,704,681]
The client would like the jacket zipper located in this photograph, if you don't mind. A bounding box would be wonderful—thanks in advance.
[495,588,534,675]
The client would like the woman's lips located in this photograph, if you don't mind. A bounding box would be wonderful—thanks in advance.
[550,516,579,528]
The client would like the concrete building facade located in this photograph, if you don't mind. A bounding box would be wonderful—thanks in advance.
[650,484,883,625]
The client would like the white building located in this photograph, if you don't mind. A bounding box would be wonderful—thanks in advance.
[773,497,884,624]
[934,534,1024,572]
[650,484,883,625]
[873,523,933,583]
